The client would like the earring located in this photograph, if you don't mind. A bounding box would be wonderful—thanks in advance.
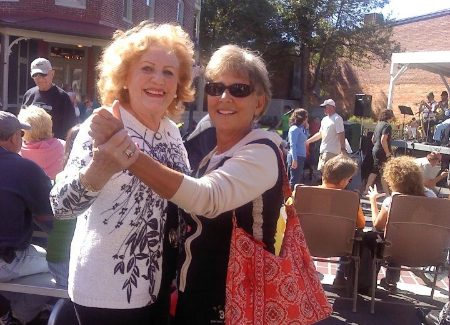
[123,85,128,90]
[174,94,177,98]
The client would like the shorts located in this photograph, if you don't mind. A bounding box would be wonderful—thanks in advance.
[317,152,339,172]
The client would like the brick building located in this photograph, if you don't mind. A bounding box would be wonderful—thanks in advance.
[330,9,450,117]
[0,0,201,114]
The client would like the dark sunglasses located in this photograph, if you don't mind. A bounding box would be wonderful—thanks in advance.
[32,73,47,78]
[205,82,254,98]
[20,130,25,137]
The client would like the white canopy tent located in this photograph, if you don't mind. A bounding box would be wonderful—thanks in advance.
[387,51,450,109]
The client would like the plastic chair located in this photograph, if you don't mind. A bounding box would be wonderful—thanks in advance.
[370,194,450,314]
[294,185,361,312]
[47,298,78,325]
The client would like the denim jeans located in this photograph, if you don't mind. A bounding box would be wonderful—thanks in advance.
[287,154,306,189]
[0,245,49,323]
[433,119,450,142]
[0,245,48,282]
[48,261,69,289]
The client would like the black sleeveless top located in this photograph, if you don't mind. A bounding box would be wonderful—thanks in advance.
[177,138,284,297]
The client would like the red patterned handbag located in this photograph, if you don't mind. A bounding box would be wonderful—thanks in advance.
[225,170,333,324]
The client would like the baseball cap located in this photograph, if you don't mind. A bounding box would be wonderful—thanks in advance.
[30,58,52,77]
[320,99,336,107]
[0,111,31,139]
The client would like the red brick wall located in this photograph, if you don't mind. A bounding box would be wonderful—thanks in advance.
[333,11,450,117]
[0,0,196,35]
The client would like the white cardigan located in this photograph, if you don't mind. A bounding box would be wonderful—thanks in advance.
[50,107,189,309]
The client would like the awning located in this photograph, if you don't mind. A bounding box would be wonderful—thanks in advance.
[387,51,450,109]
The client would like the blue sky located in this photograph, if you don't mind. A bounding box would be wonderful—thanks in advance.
[380,0,450,19]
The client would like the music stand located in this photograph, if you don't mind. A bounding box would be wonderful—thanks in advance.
[398,105,413,136]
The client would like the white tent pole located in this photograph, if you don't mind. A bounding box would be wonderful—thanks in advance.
[439,75,450,94]
[387,63,408,110]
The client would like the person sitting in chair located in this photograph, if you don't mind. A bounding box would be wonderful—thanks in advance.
[415,152,448,194]
[368,156,436,292]
[432,91,450,145]
[318,155,366,288]
[420,92,438,143]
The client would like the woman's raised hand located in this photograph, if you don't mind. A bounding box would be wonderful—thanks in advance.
[90,100,124,146]
[367,184,385,202]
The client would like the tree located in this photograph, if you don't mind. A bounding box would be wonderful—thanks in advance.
[199,0,283,64]
[273,0,401,106]
[200,0,401,107]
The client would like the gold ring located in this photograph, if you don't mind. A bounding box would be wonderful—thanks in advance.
[123,146,135,159]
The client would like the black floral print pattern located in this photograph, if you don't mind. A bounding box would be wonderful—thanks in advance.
[50,118,189,305]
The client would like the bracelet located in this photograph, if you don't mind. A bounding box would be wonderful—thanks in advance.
[79,171,102,192]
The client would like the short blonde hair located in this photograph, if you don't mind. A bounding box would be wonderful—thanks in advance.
[19,105,53,142]
[383,156,425,196]
[97,21,195,119]
[322,154,358,185]
[205,45,271,117]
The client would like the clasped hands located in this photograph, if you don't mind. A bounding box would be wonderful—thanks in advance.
[88,100,139,175]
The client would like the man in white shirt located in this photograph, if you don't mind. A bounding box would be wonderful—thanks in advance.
[306,99,346,171]
[415,152,448,193]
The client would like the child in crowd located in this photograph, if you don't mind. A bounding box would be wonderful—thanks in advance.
[407,117,419,140]
[46,124,80,288]
[319,155,366,288]
[368,155,436,292]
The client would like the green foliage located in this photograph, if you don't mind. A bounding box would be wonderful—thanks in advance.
[200,0,401,105]
[199,0,283,64]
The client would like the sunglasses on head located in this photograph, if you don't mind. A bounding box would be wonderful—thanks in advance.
[32,73,47,78]
[205,82,254,98]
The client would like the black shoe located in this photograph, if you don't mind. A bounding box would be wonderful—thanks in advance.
[26,308,50,325]
[416,307,432,324]
[332,274,347,289]
[0,311,22,325]
[379,277,398,293]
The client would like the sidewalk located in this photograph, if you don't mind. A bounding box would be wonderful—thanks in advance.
[315,257,448,324]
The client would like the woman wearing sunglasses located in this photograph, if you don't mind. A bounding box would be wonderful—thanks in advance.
[89,44,284,324]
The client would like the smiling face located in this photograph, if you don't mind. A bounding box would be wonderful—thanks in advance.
[207,72,265,139]
[125,45,179,130]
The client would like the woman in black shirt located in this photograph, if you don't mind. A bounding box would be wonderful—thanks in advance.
[363,109,395,195]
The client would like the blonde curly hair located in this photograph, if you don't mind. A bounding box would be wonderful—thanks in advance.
[18,105,53,142]
[382,156,425,196]
[97,21,195,119]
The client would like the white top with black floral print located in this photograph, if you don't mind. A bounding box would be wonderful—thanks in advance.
[50,107,189,309]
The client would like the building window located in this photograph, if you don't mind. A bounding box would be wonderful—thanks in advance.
[55,0,86,9]
[123,0,133,22]
[146,0,155,21]
[177,0,184,25]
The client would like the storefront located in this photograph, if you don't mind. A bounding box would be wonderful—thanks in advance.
[0,21,110,114]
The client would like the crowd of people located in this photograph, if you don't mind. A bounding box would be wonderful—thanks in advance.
[413,90,450,144]
[1,20,450,325]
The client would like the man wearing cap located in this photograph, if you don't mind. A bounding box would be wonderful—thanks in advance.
[306,99,346,172]
[0,112,53,324]
[22,57,76,139]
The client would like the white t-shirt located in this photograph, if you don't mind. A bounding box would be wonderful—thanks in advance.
[415,157,440,181]
[381,188,437,211]
[319,113,345,154]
